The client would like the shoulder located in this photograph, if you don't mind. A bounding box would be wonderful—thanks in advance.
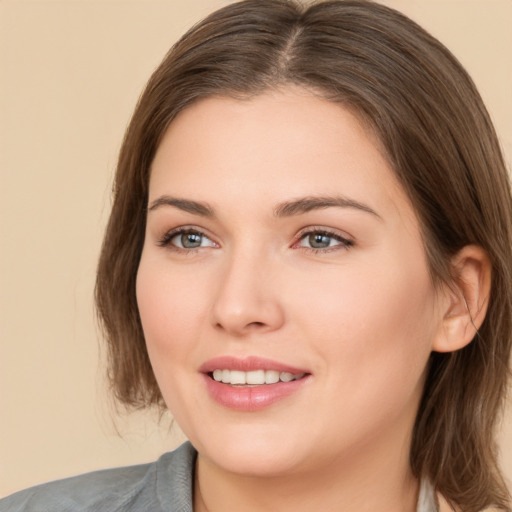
[0,442,196,512]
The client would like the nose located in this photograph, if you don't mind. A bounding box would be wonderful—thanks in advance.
[211,248,285,337]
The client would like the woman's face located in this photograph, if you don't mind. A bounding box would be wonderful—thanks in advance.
[137,87,445,477]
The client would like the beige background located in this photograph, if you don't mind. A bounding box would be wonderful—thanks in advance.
[1,0,511,498]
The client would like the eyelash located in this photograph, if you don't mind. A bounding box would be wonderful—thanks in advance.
[157,226,353,254]
[157,226,216,253]
[294,227,354,253]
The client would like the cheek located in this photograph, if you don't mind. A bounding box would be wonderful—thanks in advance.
[293,248,438,406]
[135,257,210,377]
[135,260,205,426]
[137,248,213,326]
[296,258,435,343]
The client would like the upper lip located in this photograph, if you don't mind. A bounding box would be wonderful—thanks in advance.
[199,356,309,375]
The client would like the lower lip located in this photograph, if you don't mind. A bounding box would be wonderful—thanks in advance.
[203,374,310,411]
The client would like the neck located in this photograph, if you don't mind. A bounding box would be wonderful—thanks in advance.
[193,429,420,512]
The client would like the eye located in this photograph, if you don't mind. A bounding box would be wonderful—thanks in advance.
[296,229,353,252]
[158,228,217,251]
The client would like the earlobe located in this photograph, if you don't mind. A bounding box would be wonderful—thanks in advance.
[432,245,492,353]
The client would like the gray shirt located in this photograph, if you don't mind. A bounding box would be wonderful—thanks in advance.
[0,442,438,511]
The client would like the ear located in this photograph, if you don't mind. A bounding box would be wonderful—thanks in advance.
[432,245,492,353]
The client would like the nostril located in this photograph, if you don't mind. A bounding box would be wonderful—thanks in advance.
[214,320,266,331]
[248,321,265,328]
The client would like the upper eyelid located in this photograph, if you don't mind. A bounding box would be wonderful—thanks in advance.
[295,226,353,241]
[162,225,214,238]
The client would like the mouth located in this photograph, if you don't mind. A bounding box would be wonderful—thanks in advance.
[209,369,306,386]
[200,356,311,411]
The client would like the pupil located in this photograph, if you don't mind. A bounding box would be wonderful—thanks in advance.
[182,233,202,248]
[309,233,330,248]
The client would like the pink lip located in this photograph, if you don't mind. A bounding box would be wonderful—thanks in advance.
[199,356,308,374]
[200,356,311,412]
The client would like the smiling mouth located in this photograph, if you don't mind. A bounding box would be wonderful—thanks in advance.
[209,369,307,386]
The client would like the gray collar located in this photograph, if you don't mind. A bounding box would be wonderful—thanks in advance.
[417,478,439,512]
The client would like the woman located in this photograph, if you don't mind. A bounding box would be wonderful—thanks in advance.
[2,1,511,511]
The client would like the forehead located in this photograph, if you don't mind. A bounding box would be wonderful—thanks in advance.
[149,88,415,226]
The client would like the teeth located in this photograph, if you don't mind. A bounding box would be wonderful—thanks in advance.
[265,370,279,384]
[230,370,246,385]
[212,369,305,385]
[246,370,265,384]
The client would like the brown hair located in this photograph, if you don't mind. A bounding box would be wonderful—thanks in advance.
[95,1,512,510]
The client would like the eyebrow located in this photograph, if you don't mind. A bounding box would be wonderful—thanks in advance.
[274,196,381,219]
[148,196,215,217]
[147,194,380,219]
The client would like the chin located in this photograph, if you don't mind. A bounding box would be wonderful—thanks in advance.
[206,445,304,477]
[190,424,309,477]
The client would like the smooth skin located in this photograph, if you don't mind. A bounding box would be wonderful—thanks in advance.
[136,87,490,512]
